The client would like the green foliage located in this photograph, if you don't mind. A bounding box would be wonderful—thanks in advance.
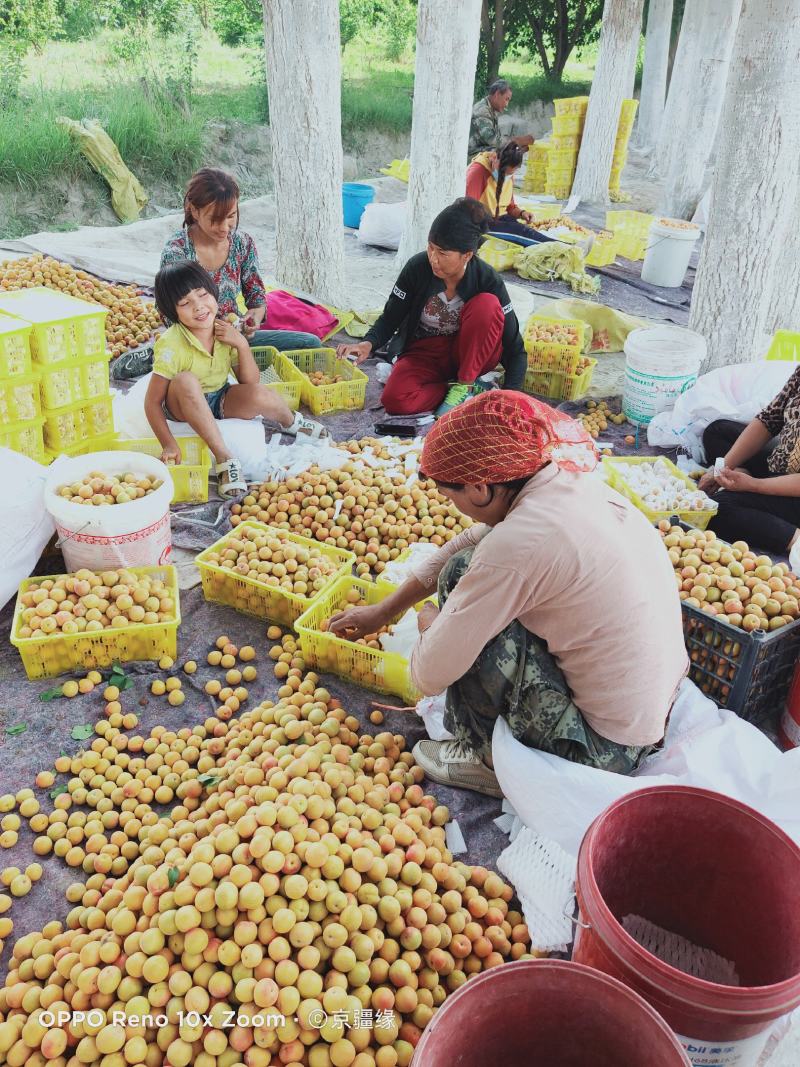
[212,0,261,46]
[374,0,416,61]
[0,38,26,105]
[508,0,603,81]
[0,0,60,44]
[340,0,374,51]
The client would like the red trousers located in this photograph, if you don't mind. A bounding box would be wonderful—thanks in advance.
[381,292,505,415]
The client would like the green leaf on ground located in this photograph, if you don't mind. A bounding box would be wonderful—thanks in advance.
[40,684,67,702]
[49,786,69,799]
[6,723,27,735]
[197,773,221,787]
[108,664,133,691]
[71,724,94,741]
[167,866,179,887]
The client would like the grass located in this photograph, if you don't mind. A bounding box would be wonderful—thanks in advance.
[0,29,599,237]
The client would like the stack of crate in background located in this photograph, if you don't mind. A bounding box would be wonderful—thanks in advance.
[0,287,115,465]
[545,96,588,199]
[610,99,638,198]
[521,142,549,195]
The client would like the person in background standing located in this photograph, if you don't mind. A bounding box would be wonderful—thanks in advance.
[468,79,534,159]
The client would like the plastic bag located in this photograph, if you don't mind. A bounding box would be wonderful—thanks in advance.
[56,118,148,223]
[491,678,800,858]
[0,449,55,611]
[647,361,795,462]
[357,202,407,251]
[537,297,647,353]
[414,693,454,741]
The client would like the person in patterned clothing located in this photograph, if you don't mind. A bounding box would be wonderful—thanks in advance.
[160,168,320,353]
[700,368,800,553]
[328,392,687,797]
[468,79,533,159]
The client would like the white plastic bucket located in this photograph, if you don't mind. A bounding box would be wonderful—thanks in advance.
[641,219,701,287]
[45,451,174,572]
[623,326,706,427]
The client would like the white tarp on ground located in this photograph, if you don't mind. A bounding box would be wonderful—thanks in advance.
[0,181,539,330]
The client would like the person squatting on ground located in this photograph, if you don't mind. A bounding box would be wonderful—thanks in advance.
[466,142,555,243]
[701,366,800,555]
[468,79,534,158]
[336,198,527,417]
[145,262,327,499]
[329,391,688,797]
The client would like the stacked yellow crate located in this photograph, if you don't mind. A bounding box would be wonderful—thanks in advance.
[522,141,550,195]
[610,99,638,198]
[0,318,45,463]
[545,96,588,199]
[0,288,115,463]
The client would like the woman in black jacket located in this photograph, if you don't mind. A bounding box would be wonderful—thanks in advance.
[337,198,527,416]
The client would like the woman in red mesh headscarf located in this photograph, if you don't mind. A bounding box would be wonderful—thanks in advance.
[331,391,687,798]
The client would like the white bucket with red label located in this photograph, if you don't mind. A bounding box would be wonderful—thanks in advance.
[44,451,173,572]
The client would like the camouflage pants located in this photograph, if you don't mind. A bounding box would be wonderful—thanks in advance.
[439,548,654,774]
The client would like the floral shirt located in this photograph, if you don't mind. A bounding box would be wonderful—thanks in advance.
[757,366,800,473]
[160,228,267,318]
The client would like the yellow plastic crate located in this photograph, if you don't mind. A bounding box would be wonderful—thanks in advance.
[603,456,717,531]
[374,546,440,602]
[524,358,597,402]
[0,316,32,378]
[478,238,521,273]
[10,565,180,680]
[549,134,581,151]
[295,576,422,704]
[280,348,368,416]
[606,210,655,261]
[765,331,800,361]
[520,176,547,195]
[554,97,589,117]
[43,395,115,452]
[547,147,579,169]
[524,316,587,375]
[250,346,302,411]
[0,373,41,423]
[0,416,46,464]
[38,353,110,410]
[196,521,356,628]
[108,436,211,504]
[585,230,618,267]
[551,115,585,137]
[0,288,107,365]
[43,432,118,464]
[516,202,563,222]
[545,181,574,199]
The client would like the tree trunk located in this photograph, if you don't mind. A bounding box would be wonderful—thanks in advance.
[397,0,483,264]
[689,0,800,370]
[650,0,740,184]
[571,0,645,205]
[658,0,741,219]
[262,0,345,304]
[482,0,505,84]
[635,0,672,151]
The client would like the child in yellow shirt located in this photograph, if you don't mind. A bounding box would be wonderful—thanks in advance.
[145,262,328,498]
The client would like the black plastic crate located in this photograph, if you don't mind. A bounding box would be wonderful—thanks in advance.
[682,604,800,725]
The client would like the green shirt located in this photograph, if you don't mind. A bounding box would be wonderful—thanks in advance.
[468,96,502,158]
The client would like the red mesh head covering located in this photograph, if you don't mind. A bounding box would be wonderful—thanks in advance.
[420,390,597,485]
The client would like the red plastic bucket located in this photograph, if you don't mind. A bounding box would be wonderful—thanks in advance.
[412,958,690,1066]
[573,786,800,1066]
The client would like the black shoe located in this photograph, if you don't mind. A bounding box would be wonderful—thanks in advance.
[111,346,154,381]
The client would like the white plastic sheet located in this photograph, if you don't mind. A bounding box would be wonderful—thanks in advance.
[492,678,800,858]
[647,362,794,462]
[0,449,55,611]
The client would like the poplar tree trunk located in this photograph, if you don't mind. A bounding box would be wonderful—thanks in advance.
[262,0,345,304]
[571,0,645,205]
[689,0,800,369]
[397,0,482,263]
[635,0,672,151]
[658,0,741,219]
[650,0,741,189]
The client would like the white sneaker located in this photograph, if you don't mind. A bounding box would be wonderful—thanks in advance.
[216,457,247,499]
[285,411,330,440]
[412,739,502,798]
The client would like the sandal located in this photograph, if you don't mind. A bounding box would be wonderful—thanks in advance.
[285,412,330,440]
[216,457,247,499]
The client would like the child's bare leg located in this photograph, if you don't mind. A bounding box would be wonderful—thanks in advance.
[165,372,231,462]
[223,384,293,427]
